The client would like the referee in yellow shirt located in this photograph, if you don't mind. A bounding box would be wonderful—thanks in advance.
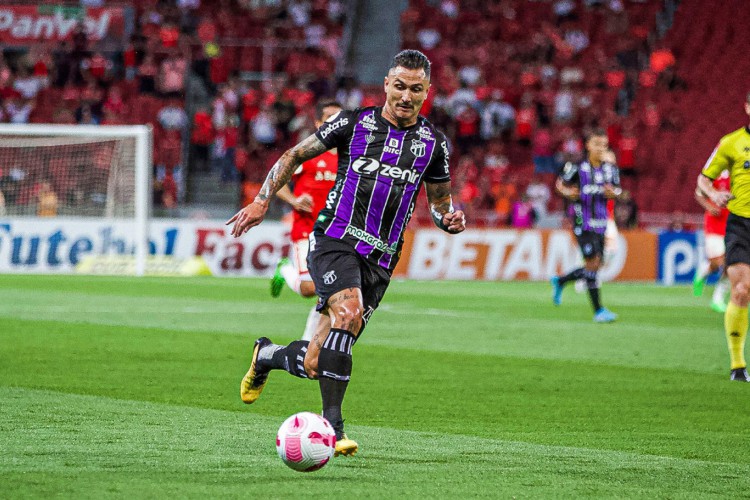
[698,91,750,381]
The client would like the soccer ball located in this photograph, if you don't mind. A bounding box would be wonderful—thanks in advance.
[276,412,336,472]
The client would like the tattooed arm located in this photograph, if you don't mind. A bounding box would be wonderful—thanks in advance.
[425,181,466,234]
[226,134,328,237]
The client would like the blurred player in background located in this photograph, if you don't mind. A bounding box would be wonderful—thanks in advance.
[693,169,730,313]
[551,130,625,323]
[228,50,466,455]
[697,92,750,382]
[271,100,342,341]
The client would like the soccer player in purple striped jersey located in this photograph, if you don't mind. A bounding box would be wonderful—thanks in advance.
[227,50,466,456]
[551,129,625,323]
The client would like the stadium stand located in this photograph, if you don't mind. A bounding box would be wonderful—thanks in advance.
[2,0,744,228]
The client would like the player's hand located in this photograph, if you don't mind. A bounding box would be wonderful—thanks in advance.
[564,186,580,201]
[710,190,732,208]
[707,205,721,217]
[443,210,466,234]
[225,199,269,237]
[293,193,314,213]
[603,184,623,199]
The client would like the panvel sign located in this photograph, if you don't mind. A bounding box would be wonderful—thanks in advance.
[0,218,290,276]
[657,231,702,285]
[0,5,132,45]
[392,229,658,282]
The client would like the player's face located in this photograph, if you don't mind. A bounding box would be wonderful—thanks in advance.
[383,66,430,126]
[315,105,342,129]
[745,100,750,120]
[586,135,609,162]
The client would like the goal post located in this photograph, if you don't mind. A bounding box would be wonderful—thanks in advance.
[0,124,153,276]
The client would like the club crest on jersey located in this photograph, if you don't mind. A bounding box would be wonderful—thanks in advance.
[365,133,375,144]
[323,270,337,285]
[410,139,426,157]
[384,137,401,155]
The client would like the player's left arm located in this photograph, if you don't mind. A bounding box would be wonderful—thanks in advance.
[425,181,466,234]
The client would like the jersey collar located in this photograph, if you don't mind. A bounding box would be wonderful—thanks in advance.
[376,106,422,131]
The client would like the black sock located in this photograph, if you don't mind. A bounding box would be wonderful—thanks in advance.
[559,267,585,286]
[258,340,309,378]
[318,328,355,433]
[585,270,602,311]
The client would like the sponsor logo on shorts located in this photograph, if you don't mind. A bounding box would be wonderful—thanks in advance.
[323,270,337,285]
[345,225,397,255]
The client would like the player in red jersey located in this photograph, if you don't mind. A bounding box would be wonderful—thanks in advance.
[693,169,731,312]
[271,100,342,341]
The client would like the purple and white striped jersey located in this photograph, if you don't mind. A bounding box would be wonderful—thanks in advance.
[313,106,451,271]
[559,159,620,235]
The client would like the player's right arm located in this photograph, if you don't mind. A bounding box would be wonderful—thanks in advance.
[555,162,580,200]
[226,134,328,237]
[694,186,721,216]
[698,139,733,208]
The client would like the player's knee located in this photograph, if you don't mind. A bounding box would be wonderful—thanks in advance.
[732,280,750,306]
[331,301,363,333]
[300,281,316,297]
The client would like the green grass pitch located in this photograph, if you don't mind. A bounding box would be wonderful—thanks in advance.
[2,274,750,498]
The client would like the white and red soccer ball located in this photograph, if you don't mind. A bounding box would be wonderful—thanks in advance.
[276,412,336,472]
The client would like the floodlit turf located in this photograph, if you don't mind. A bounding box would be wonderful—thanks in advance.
[1,274,749,498]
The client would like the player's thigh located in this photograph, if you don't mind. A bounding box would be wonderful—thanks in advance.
[307,234,363,313]
[577,232,604,270]
[705,233,726,261]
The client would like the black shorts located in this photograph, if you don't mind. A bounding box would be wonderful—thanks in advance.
[575,230,605,259]
[307,232,392,331]
[725,213,750,267]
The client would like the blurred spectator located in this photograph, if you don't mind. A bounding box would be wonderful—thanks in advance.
[617,124,638,172]
[36,181,58,217]
[138,53,159,95]
[157,99,188,131]
[510,195,537,228]
[649,44,676,74]
[5,94,33,124]
[483,141,510,177]
[525,175,552,218]
[492,174,518,224]
[191,107,214,172]
[13,67,43,100]
[614,191,638,229]
[335,76,363,110]
[158,51,188,98]
[76,104,99,125]
[532,127,555,173]
[480,89,516,141]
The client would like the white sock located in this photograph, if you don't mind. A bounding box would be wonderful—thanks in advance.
[280,262,301,295]
[713,277,729,304]
[697,261,711,281]
[301,305,320,341]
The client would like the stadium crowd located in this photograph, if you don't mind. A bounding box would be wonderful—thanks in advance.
[0,0,684,227]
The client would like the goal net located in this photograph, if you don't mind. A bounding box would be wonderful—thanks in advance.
[0,124,152,274]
